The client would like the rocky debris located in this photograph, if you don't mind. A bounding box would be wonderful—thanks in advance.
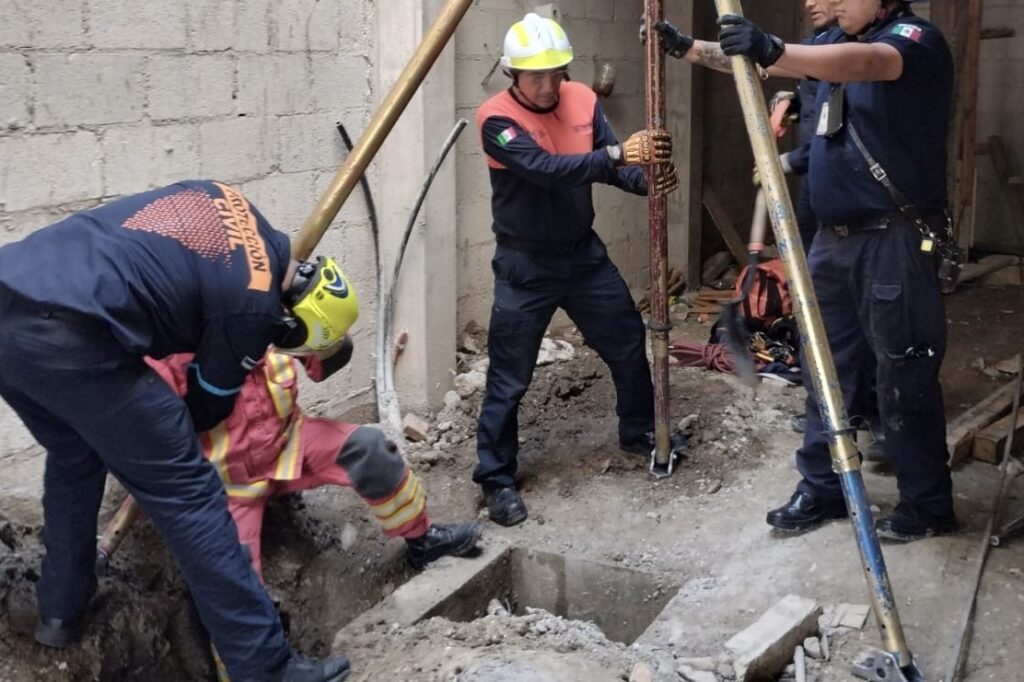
[443,390,462,410]
[402,413,431,442]
[454,370,487,398]
[818,603,870,634]
[536,337,575,366]
[802,636,823,660]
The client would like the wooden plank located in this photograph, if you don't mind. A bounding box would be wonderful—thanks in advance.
[980,27,1015,40]
[957,255,1022,285]
[947,380,1024,465]
[955,0,984,239]
[702,184,749,264]
[972,407,1024,463]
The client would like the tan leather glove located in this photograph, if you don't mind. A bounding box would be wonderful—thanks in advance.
[621,129,673,165]
[651,163,680,197]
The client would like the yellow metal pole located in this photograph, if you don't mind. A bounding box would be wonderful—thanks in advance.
[713,0,918,673]
[291,0,475,259]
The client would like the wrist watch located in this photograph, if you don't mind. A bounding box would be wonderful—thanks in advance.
[606,144,622,164]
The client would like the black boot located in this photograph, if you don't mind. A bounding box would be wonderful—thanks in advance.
[406,521,484,570]
[261,652,351,682]
[34,616,83,649]
[619,429,687,455]
[485,487,528,527]
[790,414,807,434]
[876,508,958,543]
[766,491,847,531]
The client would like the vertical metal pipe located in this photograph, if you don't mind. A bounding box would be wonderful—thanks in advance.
[291,0,475,260]
[712,0,917,671]
[644,0,673,475]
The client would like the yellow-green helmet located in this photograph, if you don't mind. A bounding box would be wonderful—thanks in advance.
[277,256,359,354]
[501,13,573,71]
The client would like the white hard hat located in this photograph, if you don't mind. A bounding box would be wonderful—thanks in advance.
[500,13,573,71]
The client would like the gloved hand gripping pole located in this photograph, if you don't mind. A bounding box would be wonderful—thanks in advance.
[712,1,923,679]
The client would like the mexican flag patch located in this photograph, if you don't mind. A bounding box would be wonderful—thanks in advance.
[891,23,924,42]
[496,126,518,147]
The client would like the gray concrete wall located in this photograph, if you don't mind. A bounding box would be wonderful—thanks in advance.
[0,0,379,453]
[454,0,676,331]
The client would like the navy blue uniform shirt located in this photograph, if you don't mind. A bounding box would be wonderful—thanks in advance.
[808,11,953,226]
[0,180,291,429]
[787,27,842,175]
[477,82,647,245]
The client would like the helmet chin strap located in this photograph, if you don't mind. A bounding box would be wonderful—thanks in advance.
[511,84,559,113]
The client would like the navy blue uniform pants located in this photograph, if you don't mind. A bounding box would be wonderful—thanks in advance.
[0,289,289,679]
[795,222,954,520]
[474,237,654,490]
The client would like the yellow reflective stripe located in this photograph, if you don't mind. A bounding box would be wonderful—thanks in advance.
[508,48,572,70]
[368,473,420,519]
[513,22,530,47]
[225,481,270,499]
[273,413,302,481]
[264,353,296,421]
[207,423,232,485]
[377,493,427,532]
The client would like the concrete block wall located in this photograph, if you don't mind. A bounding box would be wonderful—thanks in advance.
[454,0,653,331]
[0,0,378,454]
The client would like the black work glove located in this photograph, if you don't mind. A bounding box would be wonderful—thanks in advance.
[718,14,785,68]
[639,16,695,59]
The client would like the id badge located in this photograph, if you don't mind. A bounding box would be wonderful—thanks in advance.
[817,86,845,137]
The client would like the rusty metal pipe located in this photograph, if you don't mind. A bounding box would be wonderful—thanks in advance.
[713,0,919,675]
[96,495,140,574]
[644,0,674,477]
[292,0,475,259]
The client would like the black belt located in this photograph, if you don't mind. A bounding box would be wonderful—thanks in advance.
[496,232,593,255]
[826,210,944,238]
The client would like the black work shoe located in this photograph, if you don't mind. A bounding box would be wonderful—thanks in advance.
[406,521,484,570]
[34,616,83,649]
[790,414,807,434]
[263,652,351,682]
[766,491,848,532]
[876,513,958,543]
[485,487,528,527]
[619,429,687,455]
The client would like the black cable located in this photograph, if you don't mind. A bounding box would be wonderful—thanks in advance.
[334,122,381,273]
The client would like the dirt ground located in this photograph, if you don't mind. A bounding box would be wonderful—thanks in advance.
[1,281,1023,681]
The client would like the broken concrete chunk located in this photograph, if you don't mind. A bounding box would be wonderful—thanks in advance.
[724,594,822,682]
[536,337,575,366]
[443,390,462,409]
[460,333,481,355]
[628,662,653,682]
[803,636,823,660]
[401,413,430,442]
[821,603,870,630]
[677,657,717,672]
[453,370,487,397]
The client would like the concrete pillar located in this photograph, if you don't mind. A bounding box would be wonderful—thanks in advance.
[376,0,458,414]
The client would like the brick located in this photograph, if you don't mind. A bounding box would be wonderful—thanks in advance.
[271,0,339,52]
[0,54,31,129]
[88,0,187,50]
[276,113,346,173]
[199,117,273,181]
[0,132,102,211]
[236,54,313,116]
[724,595,822,682]
[147,55,236,121]
[0,0,86,49]
[101,123,199,196]
[32,53,144,128]
[310,54,372,115]
[238,170,319,238]
[401,413,430,442]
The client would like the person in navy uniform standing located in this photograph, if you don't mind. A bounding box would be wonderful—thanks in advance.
[716,0,957,541]
[0,180,355,681]
[474,13,685,527]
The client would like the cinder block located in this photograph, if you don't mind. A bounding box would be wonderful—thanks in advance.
[33,53,144,128]
[101,123,200,196]
[147,55,236,121]
[0,0,86,49]
[614,0,642,22]
[0,132,102,212]
[186,0,236,52]
[725,594,822,682]
[586,0,615,22]
[88,0,187,50]
[271,0,339,52]
[233,0,272,53]
[199,117,273,181]
[238,170,320,237]
[276,113,346,173]
[0,54,30,129]
[454,8,510,59]
[236,54,313,117]
[310,54,372,115]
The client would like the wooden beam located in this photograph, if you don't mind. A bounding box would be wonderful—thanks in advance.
[948,380,1024,465]
[702,184,749,264]
[980,27,1015,40]
[972,407,1024,463]
[955,0,984,241]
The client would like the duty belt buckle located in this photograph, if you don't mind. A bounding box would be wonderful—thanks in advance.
[834,224,850,238]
